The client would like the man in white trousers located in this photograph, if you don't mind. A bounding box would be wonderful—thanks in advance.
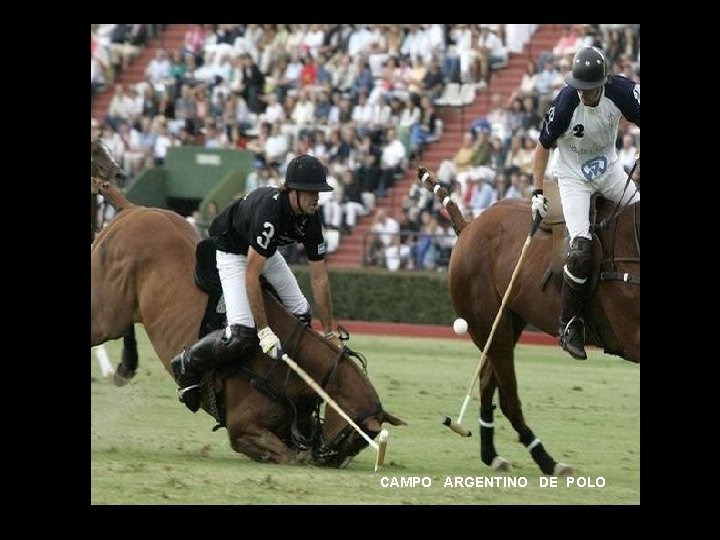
[530,46,640,360]
[172,154,343,412]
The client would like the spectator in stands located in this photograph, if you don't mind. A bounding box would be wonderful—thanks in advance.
[477,25,507,88]
[410,96,437,159]
[366,208,399,267]
[489,136,506,170]
[414,210,440,271]
[239,53,266,114]
[452,132,478,173]
[468,174,496,217]
[505,170,524,199]
[377,128,407,198]
[91,52,106,96]
[106,84,134,132]
[530,46,640,361]
[536,59,564,116]
[422,57,445,102]
[553,25,578,59]
[340,169,367,235]
[145,48,172,91]
[471,130,492,167]
[521,96,543,131]
[181,24,206,67]
[314,90,332,125]
[172,83,198,135]
[397,94,421,153]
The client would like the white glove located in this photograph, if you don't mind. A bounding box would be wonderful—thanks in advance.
[258,327,283,359]
[531,189,548,220]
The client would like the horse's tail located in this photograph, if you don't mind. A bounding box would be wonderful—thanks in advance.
[91,177,135,212]
[416,166,469,234]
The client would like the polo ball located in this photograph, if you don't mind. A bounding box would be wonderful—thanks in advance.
[453,318,468,335]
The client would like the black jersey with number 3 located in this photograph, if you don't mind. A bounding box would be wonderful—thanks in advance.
[209,187,326,261]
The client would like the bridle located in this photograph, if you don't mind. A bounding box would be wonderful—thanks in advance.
[235,318,382,462]
[311,401,384,465]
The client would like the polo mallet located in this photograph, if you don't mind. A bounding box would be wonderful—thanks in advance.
[93,344,114,378]
[444,211,543,437]
[281,353,388,471]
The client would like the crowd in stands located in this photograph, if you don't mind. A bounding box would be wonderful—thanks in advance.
[91,24,639,271]
[381,23,640,272]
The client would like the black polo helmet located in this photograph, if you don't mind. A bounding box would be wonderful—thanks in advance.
[284,154,333,192]
[565,46,608,90]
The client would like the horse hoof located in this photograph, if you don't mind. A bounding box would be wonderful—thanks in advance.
[491,456,512,472]
[553,462,574,476]
[113,373,132,387]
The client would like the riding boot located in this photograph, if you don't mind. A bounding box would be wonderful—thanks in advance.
[170,324,259,412]
[558,276,588,360]
[171,329,224,413]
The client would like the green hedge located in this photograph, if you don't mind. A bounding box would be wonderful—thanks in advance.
[292,266,457,325]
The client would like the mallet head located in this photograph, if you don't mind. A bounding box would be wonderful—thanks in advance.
[442,416,472,437]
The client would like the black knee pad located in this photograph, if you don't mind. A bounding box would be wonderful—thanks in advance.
[565,236,593,282]
[213,324,259,363]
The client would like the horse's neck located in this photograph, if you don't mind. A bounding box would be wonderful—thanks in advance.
[595,199,640,264]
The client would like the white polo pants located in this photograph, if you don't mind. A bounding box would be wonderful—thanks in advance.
[558,164,640,241]
[216,250,310,335]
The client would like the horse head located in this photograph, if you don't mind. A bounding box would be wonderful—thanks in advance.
[260,291,405,467]
[91,138,127,184]
[311,350,406,468]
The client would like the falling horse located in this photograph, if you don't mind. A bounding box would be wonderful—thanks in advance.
[418,166,639,475]
[90,142,404,467]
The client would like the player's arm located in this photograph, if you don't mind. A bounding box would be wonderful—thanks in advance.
[246,246,269,330]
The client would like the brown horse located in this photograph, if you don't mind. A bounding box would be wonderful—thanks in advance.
[418,167,639,475]
[90,146,404,467]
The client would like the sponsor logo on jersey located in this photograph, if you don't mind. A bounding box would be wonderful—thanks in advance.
[581,156,608,181]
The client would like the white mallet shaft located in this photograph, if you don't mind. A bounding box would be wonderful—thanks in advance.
[282,354,378,450]
[374,429,389,472]
[94,344,114,377]
[446,215,540,438]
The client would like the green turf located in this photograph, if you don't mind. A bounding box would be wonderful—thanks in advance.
[91,326,639,504]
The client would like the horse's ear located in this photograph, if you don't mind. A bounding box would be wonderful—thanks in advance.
[382,411,407,426]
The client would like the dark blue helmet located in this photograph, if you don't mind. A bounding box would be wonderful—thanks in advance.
[565,47,608,90]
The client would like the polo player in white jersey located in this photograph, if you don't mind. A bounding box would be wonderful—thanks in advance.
[529,46,640,360]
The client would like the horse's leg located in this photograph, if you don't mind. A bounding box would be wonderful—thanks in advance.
[492,312,574,476]
[226,421,296,464]
[223,383,298,464]
[478,360,511,471]
[113,325,139,387]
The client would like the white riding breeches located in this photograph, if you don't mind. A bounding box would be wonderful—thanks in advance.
[558,164,640,241]
[215,250,310,334]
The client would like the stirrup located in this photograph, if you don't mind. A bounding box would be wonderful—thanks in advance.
[178,384,201,412]
[559,316,587,361]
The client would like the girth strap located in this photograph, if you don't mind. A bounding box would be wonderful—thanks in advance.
[600,271,640,285]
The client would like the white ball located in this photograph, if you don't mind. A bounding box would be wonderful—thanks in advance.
[453,318,468,335]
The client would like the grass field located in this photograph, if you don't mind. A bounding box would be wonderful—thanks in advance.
[91,326,639,504]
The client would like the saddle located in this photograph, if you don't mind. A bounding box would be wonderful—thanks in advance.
[194,238,226,338]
